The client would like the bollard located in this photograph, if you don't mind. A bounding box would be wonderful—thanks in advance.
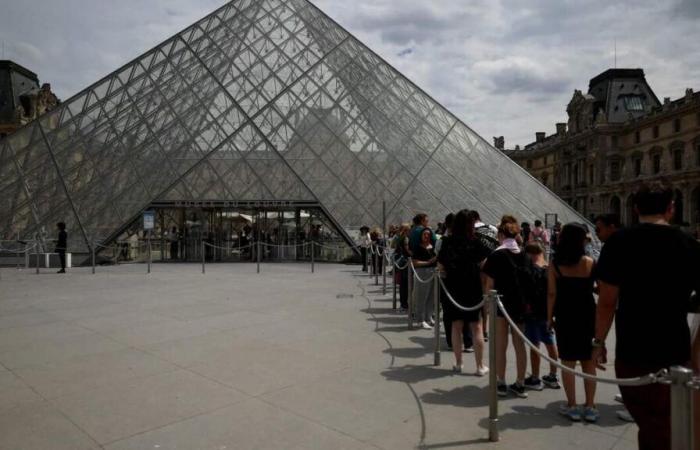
[382,250,387,295]
[257,240,261,274]
[311,242,315,273]
[488,290,499,442]
[670,366,694,450]
[201,241,206,274]
[433,270,441,366]
[91,241,96,275]
[147,239,152,274]
[374,247,379,286]
[392,263,398,310]
[407,259,414,330]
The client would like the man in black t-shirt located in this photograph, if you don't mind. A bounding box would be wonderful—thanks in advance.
[55,222,68,274]
[594,182,700,450]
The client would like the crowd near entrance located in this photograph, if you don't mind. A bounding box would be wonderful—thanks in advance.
[102,201,354,264]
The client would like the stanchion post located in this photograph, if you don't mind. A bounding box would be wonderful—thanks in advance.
[35,244,40,275]
[201,240,206,274]
[382,250,387,295]
[407,258,414,330]
[374,247,379,285]
[670,366,694,450]
[257,240,261,274]
[25,247,29,269]
[91,240,96,274]
[311,241,315,273]
[147,238,152,274]
[392,261,398,310]
[433,270,441,366]
[488,290,499,442]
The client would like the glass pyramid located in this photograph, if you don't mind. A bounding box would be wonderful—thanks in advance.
[0,0,586,253]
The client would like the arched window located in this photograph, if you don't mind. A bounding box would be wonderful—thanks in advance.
[670,141,685,171]
[610,195,622,216]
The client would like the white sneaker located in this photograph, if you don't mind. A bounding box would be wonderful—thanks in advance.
[475,366,489,377]
[420,321,433,330]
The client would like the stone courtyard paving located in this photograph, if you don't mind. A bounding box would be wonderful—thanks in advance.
[0,263,636,449]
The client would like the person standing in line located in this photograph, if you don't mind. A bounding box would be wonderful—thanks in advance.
[394,223,412,311]
[359,226,370,272]
[412,227,437,330]
[436,213,473,353]
[55,222,67,274]
[593,182,700,450]
[530,219,550,246]
[593,213,634,423]
[469,210,498,341]
[169,226,179,260]
[438,210,491,375]
[409,213,430,254]
[522,242,561,391]
[547,223,598,422]
[482,216,530,398]
[521,222,532,244]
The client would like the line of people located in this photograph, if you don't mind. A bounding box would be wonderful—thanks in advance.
[379,181,699,449]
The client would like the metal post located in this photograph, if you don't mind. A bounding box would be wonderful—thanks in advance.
[311,241,315,273]
[382,250,387,295]
[670,366,694,450]
[382,200,387,295]
[35,244,39,274]
[256,240,261,274]
[407,258,414,330]
[433,270,441,366]
[91,240,96,274]
[392,263,398,310]
[25,247,29,269]
[488,290,499,442]
[147,238,152,274]
[374,246,379,285]
[201,240,206,274]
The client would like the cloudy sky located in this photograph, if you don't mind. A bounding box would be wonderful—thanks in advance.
[1,0,698,148]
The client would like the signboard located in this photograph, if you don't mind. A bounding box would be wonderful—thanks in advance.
[545,213,558,229]
[143,210,155,230]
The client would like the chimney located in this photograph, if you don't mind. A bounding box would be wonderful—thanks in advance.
[493,136,505,150]
[686,88,694,100]
[556,123,567,135]
[535,132,546,143]
[664,97,671,105]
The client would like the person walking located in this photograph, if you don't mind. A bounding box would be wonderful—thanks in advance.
[359,226,370,272]
[547,223,598,422]
[522,242,560,391]
[412,227,437,330]
[438,210,491,375]
[594,182,700,450]
[483,216,530,398]
[169,226,179,260]
[55,222,67,273]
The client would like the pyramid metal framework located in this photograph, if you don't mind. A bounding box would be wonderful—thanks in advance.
[0,0,585,252]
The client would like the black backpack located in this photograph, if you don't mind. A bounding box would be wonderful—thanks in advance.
[508,252,540,312]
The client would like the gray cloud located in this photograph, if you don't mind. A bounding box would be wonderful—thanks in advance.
[0,0,697,149]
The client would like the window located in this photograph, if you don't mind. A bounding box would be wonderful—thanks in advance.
[652,153,662,174]
[588,165,594,185]
[544,156,548,165]
[526,159,533,169]
[611,135,618,148]
[673,148,684,170]
[573,163,579,185]
[674,118,681,133]
[634,158,642,177]
[623,95,644,111]
[610,160,621,181]
[542,173,549,186]
[635,131,640,144]
[653,126,659,139]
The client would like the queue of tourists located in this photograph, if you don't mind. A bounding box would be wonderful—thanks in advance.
[363,181,699,450]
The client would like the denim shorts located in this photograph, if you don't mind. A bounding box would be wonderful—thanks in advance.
[524,319,556,346]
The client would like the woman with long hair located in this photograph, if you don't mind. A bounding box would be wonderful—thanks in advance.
[547,223,598,422]
[483,216,530,398]
[412,227,437,329]
[438,210,491,375]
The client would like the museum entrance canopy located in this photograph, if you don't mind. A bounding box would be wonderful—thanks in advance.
[0,0,586,255]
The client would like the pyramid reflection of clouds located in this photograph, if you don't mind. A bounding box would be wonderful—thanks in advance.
[0,0,584,252]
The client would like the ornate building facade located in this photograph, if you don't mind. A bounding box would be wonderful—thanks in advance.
[503,68,700,234]
[0,60,59,138]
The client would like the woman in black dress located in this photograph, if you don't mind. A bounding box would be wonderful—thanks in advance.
[547,223,598,422]
[438,210,491,374]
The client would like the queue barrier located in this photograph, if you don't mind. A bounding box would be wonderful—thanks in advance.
[381,258,698,448]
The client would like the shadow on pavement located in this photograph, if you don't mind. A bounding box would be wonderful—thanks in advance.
[421,385,490,408]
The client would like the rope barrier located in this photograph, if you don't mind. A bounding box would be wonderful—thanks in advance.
[203,241,254,251]
[437,277,486,312]
[494,298,664,387]
[259,242,308,249]
[409,260,436,284]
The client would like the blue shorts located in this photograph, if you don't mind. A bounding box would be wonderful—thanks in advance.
[525,319,556,346]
